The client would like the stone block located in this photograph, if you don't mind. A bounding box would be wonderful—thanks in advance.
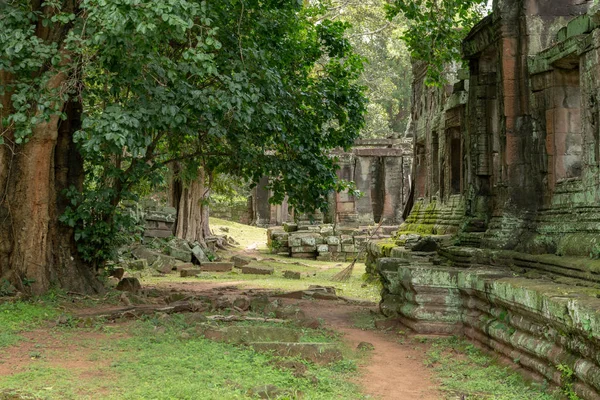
[143,229,172,238]
[317,244,329,253]
[116,277,141,293]
[241,265,274,275]
[290,252,316,259]
[191,245,209,263]
[342,244,356,253]
[175,262,194,271]
[316,253,332,261]
[326,236,340,245]
[200,262,233,272]
[353,235,368,246]
[301,236,317,246]
[283,270,301,279]
[128,259,147,270]
[180,268,202,277]
[291,246,317,253]
[341,235,353,244]
[328,245,340,253]
[168,246,192,263]
[231,254,253,267]
[283,223,298,232]
[320,225,335,237]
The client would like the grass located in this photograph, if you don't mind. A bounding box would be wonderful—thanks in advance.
[211,217,270,250]
[0,300,58,348]
[423,336,559,400]
[0,314,365,400]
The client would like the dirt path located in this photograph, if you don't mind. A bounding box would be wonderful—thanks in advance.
[279,298,442,400]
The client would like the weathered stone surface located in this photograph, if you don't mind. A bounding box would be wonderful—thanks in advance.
[116,277,141,293]
[231,254,253,267]
[202,326,301,344]
[128,259,147,270]
[249,342,342,364]
[110,267,125,279]
[191,245,209,263]
[283,270,301,279]
[199,262,233,272]
[241,265,274,275]
[180,268,202,277]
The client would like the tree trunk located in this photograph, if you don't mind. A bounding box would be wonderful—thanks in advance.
[0,2,103,294]
[172,166,211,244]
[0,100,103,295]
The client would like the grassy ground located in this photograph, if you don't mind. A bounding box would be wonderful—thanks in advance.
[422,337,559,400]
[0,305,364,400]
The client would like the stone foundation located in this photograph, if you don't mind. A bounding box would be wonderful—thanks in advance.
[368,240,600,399]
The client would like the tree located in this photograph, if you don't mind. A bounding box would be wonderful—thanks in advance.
[0,1,104,294]
[0,0,366,294]
[385,0,487,85]
[323,0,413,137]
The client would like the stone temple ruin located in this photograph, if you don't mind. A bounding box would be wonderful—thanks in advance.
[363,2,600,398]
[264,138,413,261]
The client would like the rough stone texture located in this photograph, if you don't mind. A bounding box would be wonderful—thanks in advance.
[180,268,202,277]
[116,277,141,293]
[202,326,301,344]
[268,223,395,260]
[369,6,600,398]
[241,264,274,275]
[231,254,253,268]
[283,270,301,279]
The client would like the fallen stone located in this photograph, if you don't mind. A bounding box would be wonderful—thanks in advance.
[168,246,192,263]
[271,360,307,377]
[180,268,202,277]
[283,222,298,232]
[157,264,173,274]
[128,259,147,271]
[200,262,233,272]
[357,342,375,351]
[308,285,336,294]
[241,265,274,275]
[165,293,189,303]
[175,263,194,271]
[202,326,301,344]
[249,295,272,312]
[232,296,250,311]
[185,313,208,324]
[231,254,253,268]
[283,270,301,280]
[310,291,338,300]
[110,267,125,279]
[191,245,209,263]
[249,342,343,365]
[116,277,141,293]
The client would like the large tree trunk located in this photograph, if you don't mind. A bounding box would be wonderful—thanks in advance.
[0,3,103,295]
[172,166,211,244]
[0,99,103,295]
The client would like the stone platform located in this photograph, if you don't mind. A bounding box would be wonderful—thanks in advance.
[369,240,600,399]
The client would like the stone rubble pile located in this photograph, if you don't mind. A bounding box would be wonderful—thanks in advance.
[267,222,398,261]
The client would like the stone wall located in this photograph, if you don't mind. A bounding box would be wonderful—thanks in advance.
[401,1,600,257]
[210,198,252,225]
[253,139,413,227]
[267,223,398,261]
[367,2,600,399]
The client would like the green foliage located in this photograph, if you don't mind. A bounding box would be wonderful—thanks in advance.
[385,0,487,85]
[0,301,57,348]
[557,364,581,400]
[425,337,558,399]
[59,186,143,266]
[1,1,366,268]
[322,0,413,137]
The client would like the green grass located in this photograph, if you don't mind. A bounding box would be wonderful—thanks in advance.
[0,301,58,348]
[423,337,558,400]
[211,217,270,250]
[0,315,364,400]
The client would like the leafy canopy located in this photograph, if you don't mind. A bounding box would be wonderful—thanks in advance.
[1,0,367,266]
[385,0,487,85]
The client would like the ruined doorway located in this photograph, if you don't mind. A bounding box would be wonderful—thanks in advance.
[451,138,462,194]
